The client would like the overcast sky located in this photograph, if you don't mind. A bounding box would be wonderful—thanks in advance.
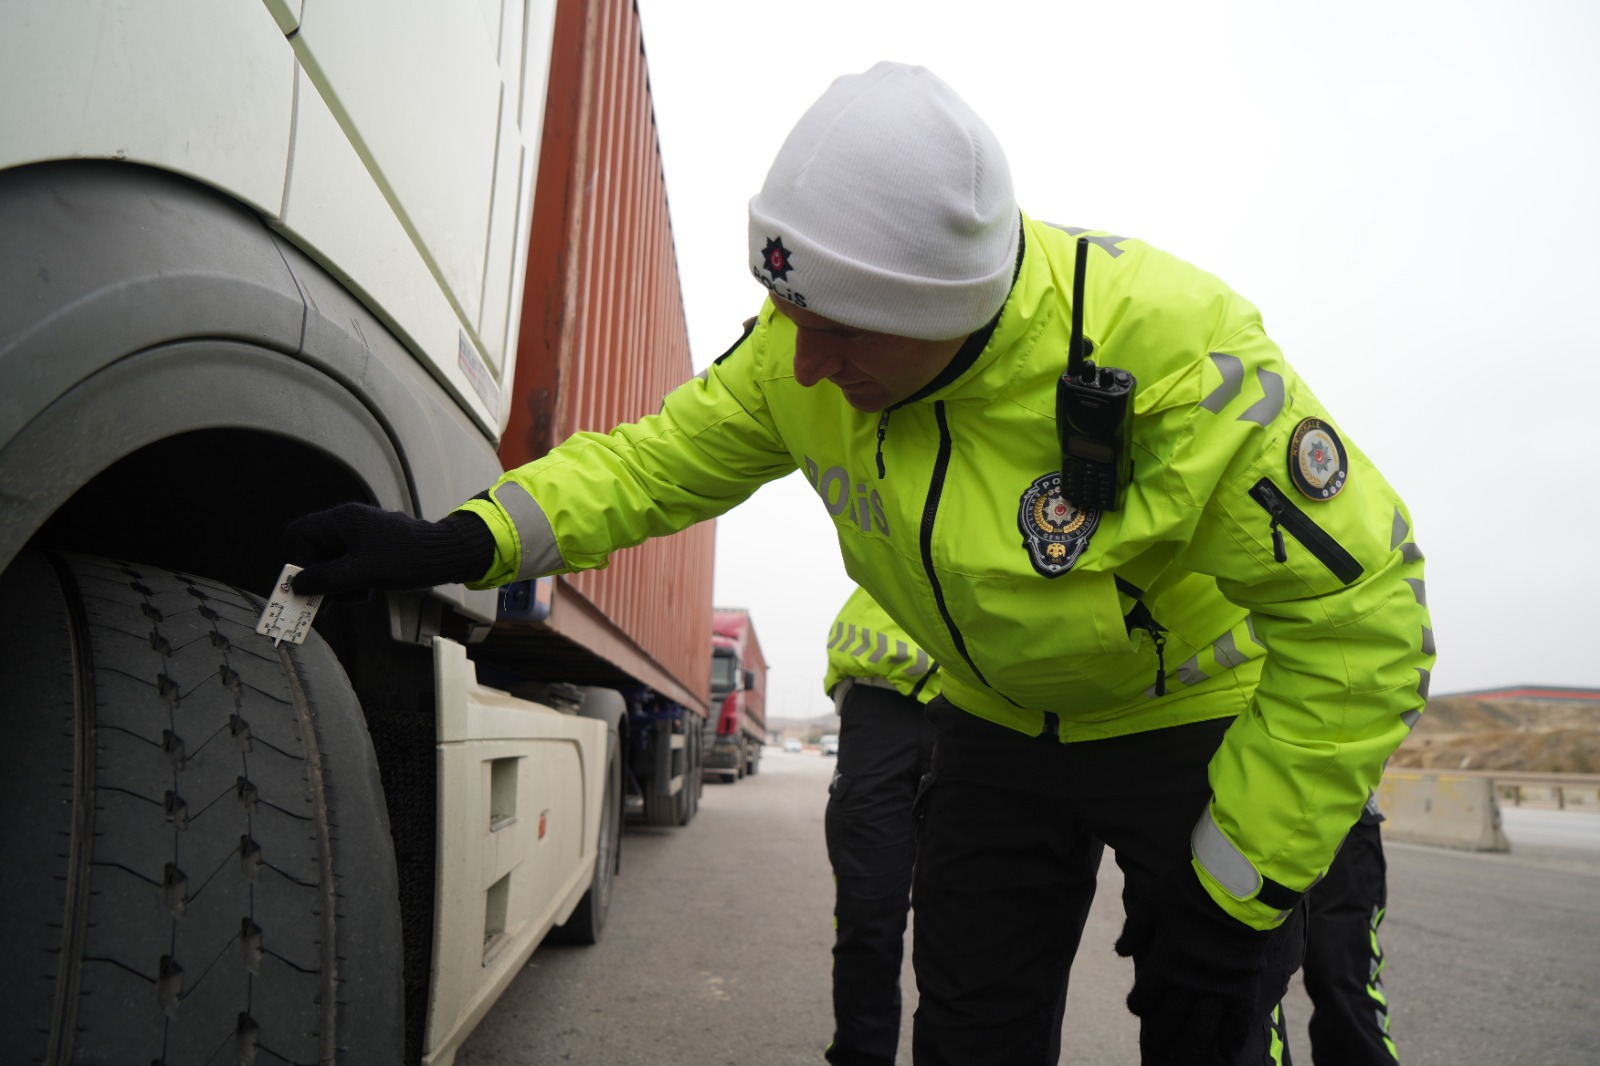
[633,0,1600,722]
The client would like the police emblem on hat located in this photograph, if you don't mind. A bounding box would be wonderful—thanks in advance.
[1287,417,1348,500]
[1018,472,1100,577]
[761,236,794,281]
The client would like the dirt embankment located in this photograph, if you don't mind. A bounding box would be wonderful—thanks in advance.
[780,699,1600,772]
[1390,697,1600,773]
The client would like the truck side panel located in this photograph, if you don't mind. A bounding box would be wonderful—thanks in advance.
[0,0,294,217]
[426,638,606,1065]
[287,0,559,433]
[291,1,500,357]
[0,0,556,440]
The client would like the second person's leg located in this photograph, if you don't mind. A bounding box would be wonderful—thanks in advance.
[826,683,937,1066]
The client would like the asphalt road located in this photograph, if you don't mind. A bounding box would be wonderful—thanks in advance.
[457,749,1600,1065]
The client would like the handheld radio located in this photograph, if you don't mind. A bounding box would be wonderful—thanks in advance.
[1056,236,1136,511]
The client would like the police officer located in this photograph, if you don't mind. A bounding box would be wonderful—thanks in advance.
[822,586,941,1065]
[288,61,1434,1066]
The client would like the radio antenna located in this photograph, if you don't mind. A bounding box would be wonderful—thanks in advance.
[1068,236,1092,378]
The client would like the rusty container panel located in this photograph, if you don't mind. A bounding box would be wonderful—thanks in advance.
[494,0,711,715]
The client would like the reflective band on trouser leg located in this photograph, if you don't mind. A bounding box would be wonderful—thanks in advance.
[1367,904,1399,1061]
[492,481,565,580]
[1267,1002,1288,1066]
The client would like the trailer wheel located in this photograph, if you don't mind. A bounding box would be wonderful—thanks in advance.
[0,551,403,1065]
[643,716,700,828]
[677,725,695,824]
[547,728,621,945]
[686,725,703,822]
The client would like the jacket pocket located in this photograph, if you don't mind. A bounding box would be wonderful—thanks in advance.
[1248,477,1363,584]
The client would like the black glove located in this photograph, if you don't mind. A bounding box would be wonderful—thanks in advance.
[286,502,495,598]
[1114,864,1274,1066]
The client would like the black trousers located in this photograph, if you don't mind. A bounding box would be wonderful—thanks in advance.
[1279,816,1396,1065]
[824,682,938,1066]
[911,698,1305,1066]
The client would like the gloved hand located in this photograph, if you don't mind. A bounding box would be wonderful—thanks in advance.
[1114,863,1274,1066]
[286,502,495,598]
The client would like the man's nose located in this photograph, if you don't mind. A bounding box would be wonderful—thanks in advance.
[792,332,843,388]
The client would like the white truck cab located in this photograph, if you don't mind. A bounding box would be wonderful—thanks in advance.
[0,5,661,1064]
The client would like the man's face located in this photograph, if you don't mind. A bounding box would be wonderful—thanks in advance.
[774,298,966,413]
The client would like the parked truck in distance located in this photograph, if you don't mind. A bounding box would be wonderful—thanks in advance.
[0,3,709,1065]
[705,609,769,782]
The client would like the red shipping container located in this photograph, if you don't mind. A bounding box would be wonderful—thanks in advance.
[487,0,712,716]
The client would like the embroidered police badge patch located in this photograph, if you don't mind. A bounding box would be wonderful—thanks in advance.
[760,236,794,281]
[1018,472,1100,577]
[1287,417,1348,501]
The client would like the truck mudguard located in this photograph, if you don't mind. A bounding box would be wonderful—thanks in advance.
[0,162,502,622]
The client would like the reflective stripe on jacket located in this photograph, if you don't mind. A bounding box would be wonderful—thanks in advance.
[454,213,1434,929]
[824,586,941,704]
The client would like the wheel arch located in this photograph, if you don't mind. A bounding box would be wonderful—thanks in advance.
[0,160,503,622]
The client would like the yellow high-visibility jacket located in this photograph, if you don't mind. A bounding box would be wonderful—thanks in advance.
[824,585,942,704]
[457,213,1434,929]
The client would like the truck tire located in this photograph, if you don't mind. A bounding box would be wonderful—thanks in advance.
[686,726,703,822]
[643,718,700,828]
[546,729,622,945]
[0,550,403,1065]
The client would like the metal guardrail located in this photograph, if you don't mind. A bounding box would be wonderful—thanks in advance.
[1389,769,1600,811]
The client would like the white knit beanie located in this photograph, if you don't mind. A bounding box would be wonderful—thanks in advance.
[748,61,1018,341]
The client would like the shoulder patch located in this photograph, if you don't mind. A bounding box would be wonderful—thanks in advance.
[1018,472,1100,577]
[1287,418,1348,500]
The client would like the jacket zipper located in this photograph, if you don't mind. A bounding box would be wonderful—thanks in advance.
[875,410,889,478]
[1248,478,1364,584]
[922,403,991,687]
[1115,576,1168,696]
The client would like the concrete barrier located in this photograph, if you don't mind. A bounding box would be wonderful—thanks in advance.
[1378,773,1511,852]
